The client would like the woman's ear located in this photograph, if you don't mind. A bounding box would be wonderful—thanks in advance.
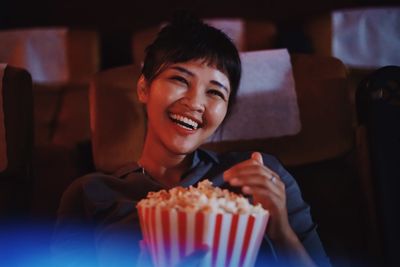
[137,75,149,103]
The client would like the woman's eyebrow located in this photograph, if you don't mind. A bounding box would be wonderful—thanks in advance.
[171,66,194,76]
[210,80,229,93]
[171,65,229,93]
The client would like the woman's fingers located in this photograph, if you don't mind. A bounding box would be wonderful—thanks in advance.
[229,173,283,194]
[241,177,284,202]
[224,163,279,182]
[223,153,292,241]
[176,244,209,267]
[137,240,152,267]
[245,187,281,202]
[225,174,285,205]
[224,164,281,189]
[223,152,286,210]
[251,151,264,165]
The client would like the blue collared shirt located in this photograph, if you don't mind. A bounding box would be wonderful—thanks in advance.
[52,149,331,267]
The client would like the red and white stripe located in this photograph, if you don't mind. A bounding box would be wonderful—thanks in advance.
[138,206,269,267]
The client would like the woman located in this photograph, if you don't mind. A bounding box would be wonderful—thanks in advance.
[53,13,331,267]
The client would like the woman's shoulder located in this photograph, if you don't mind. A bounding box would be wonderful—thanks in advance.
[66,162,141,191]
[64,171,116,193]
[57,164,142,218]
[60,163,141,205]
[58,172,117,208]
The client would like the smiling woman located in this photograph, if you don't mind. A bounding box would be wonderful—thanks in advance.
[137,60,230,167]
[52,12,331,267]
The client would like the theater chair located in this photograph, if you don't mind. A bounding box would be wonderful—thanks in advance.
[303,7,400,103]
[0,64,33,218]
[0,28,100,219]
[89,51,377,266]
[356,66,400,267]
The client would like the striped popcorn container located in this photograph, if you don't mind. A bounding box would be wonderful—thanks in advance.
[137,206,269,267]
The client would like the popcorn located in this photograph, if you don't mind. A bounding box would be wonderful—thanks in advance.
[136,179,269,267]
[137,180,267,215]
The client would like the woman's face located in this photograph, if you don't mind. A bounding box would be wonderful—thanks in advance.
[138,59,230,155]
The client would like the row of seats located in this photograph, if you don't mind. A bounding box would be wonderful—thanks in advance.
[2,8,398,150]
[1,9,398,151]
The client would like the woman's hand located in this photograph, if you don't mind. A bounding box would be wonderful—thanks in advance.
[223,152,317,267]
[137,240,209,267]
[223,152,293,241]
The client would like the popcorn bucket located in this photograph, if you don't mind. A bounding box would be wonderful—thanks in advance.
[137,206,269,267]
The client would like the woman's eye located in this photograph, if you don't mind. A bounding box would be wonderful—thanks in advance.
[208,89,226,100]
[170,76,189,85]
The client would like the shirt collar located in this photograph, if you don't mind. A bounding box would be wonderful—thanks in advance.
[113,162,142,178]
[112,148,219,179]
[196,148,219,164]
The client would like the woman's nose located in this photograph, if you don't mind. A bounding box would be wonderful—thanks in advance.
[181,89,205,113]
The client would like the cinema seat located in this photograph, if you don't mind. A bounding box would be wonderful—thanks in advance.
[0,64,33,218]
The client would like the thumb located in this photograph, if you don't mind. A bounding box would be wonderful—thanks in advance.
[136,240,152,267]
[251,152,264,165]
[176,244,209,267]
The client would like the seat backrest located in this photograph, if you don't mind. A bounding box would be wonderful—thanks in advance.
[304,8,400,98]
[131,18,277,65]
[204,54,353,166]
[0,28,99,84]
[89,64,145,173]
[355,65,400,266]
[0,28,100,147]
[0,64,33,216]
[304,8,400,68]
[0,64,33,177]
[89,53,352,173]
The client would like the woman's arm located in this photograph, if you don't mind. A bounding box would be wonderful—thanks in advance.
[51,177,99,267]
[224,152,330,267]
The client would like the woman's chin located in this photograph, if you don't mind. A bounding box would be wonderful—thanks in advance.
[167,143,200,156]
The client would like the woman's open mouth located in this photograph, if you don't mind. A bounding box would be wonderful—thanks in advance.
[169,113,202,130]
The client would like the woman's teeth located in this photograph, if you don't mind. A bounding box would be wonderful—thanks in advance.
[170,114,199,130]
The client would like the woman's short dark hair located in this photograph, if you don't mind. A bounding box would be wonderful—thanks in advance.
[141,12,242,111]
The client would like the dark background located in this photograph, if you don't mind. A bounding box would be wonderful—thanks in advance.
[1,0,398,68]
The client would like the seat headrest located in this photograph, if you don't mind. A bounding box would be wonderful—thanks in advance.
[0,28,99,84]
[207,49,300,143]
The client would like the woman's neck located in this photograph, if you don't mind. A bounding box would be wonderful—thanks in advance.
[138,139,192,187]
